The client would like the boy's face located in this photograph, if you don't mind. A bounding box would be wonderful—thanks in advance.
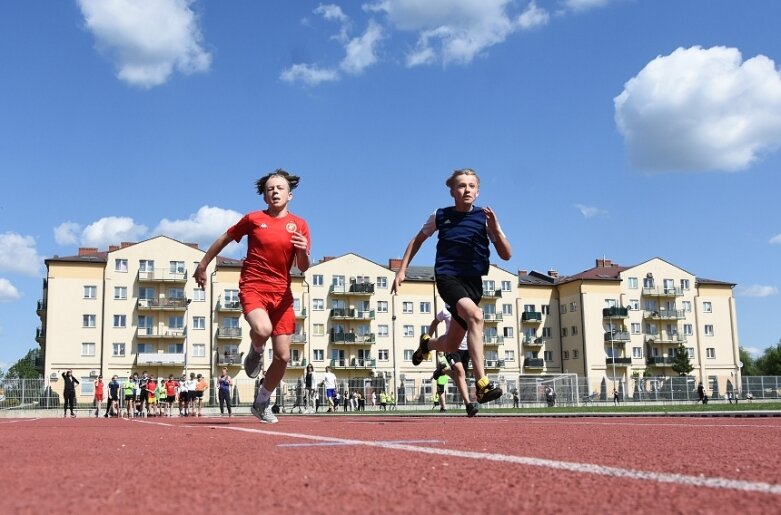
[449,174,479,209]
[263,176,292,209]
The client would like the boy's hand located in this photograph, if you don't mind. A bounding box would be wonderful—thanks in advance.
[391,270,406,294]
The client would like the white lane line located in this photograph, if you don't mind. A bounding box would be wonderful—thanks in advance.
[211,424,781,496]
[278,439,444,448]
[519,419,781,430]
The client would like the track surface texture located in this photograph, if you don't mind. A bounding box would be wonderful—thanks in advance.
[1,415,779,514]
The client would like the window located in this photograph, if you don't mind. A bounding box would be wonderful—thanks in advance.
[402,302,413,314]
[503,327,514,338]
[561,327,568,337]
[376,276,388,289]
[523,304,536,312]
[192,344,205,357]
[313,349,324,361]
[501,280,512,291]
[604,299,617,308]
[542,327,552,338]
[645,323,658,335]
[643,276,654,289]
[332,275,345,292]
[571,326,578,336]
[563,350,569,359]
[502,304,513,316]
[193,316,205,330]
[631,323,641,334]
[84,285,97,299]
[83,314,96,328]
[403,349,414,361]
[139,287,155,301]
[312,274,324,286]
[541,305,550,315]
[681,279,690,290]
[682,301,691,312]
[419,302,431,314]
[569,302,577,312]
[706,348,716,359]
[192,288,205,302]
[113,315,126,328]
[138,343,152,354]
[80,378,94,396]
[81,342,95,356]
[167,343,184,354]
[688,347,695,358]
[629,299,639,310]
[377,301,388,313]
[170,261,185,274]
[224,317,239,329]
[505,350,515,362]
[544,350,553,361]
[632,347,643,358]
[482,279,495,293]
[313,299,324,311]
[168,287,185,300]
[139,259,155,272]
[559,304,566,314]
[703,302,712,313]
[378,325,389,337]
[112,343,125,357]
[115,259,128,272]
[683,324,693,336]
[572,350,579,359]
[704,324,714,336]
[420,325,429,336]
[403,325,414,337]
[378,349,389,361]
[168,316,184,329]
[313,324,325,337]
[628,277,638,289]
[114,286,127,300]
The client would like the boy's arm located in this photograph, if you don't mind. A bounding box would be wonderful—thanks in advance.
[484,207,512,260]
[391,231,429,294]
[194,232,233,289]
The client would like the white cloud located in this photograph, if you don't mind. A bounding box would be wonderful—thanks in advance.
[315,4,351,43]
[340,21,384,74]
[0,233,42,276]
[77,0,212,89]
[736,284,779,298]
[742,347,762,358]
[280,63,341,86]
[81,217,148,248]
[562,0,611,13]
[54,222,82,246]
[153,205,243,256]
[770,234,781,244]
[574,204,605,218]
[614,46,781,172]
[0,278,21,303]
[518,1,549,30]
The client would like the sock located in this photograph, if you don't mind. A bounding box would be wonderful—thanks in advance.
[477,377,489,390]
[256,386,273,405]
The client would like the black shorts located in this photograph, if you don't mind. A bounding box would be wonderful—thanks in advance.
[446,349,470,372]
[189,391,197,401]
[436,383,445,394]
[166,395,176,403]
[195,391,203,399]
[435,276,482,330]
[124,394,134,401]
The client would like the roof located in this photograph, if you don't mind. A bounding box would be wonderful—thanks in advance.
[518,271,556,286]
[404,266,435,282]
[695,277,736,287]
[555,265,629,285]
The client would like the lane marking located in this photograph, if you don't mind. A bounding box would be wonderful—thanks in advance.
[278,439,444,448]
[519,419,781,430]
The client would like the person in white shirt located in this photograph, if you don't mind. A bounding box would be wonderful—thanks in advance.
[429,307,479,417]
[322,366,337,413]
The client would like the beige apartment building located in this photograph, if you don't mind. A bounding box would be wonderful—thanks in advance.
[35,237,740,404]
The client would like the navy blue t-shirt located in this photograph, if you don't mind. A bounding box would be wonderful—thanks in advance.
[432,206,490,277]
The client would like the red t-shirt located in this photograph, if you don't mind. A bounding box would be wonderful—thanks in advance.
[227,210,310,292]
[94,380,104,401]
[166,380,178,396]
[147,381,157,399]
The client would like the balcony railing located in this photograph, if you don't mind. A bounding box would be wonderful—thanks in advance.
[643,309,685,320]
[602,307,628,318]
[642,287,683,297]
[216,300,242,312]
[484,359,505,368]
[646,356,675,365]
[483,335,504,345]
[295,308,307,319]
[521,312,542,324]
[604,331,631,342]
[330,358,376,369]
[217,351,243,366]
[291,332,307,343]
[35,327,46,342]
[138,298,189,311]
[524,358,545,368]
[645,333,687,344]
[137,268,187,283]
[483,313,503,323]
[136,327,187,339]
[329,309,375,320]
[605,357,632,365]
[330,332,376,344]
[523,337,545,346]
[287,359,307,369]
[36,299,47,315]
[216,327,242,339]
[137,352,186,365]
[482,289,502,298]
[329,283,375,295]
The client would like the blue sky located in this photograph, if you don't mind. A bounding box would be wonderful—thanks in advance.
[2,0,781,369]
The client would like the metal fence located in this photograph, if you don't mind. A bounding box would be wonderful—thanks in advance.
[2,375,780,411]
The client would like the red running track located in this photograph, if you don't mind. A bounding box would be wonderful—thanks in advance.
[1,415,779,514]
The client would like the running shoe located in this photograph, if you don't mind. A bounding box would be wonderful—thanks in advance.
[475,381,503,404]
[243,345,264,378]
[465,403,479,417]
[412,334,431,366]
[251,399,278,424]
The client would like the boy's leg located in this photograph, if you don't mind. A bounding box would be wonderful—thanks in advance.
[244,308,273,378]
[251,333,290,424]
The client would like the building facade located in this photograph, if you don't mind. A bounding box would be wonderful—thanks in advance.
[35,237,741,403]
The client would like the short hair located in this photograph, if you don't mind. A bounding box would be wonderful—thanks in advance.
[256,169,300,195]
[445,168,479,188]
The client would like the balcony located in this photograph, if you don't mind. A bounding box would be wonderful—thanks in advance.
[484,359,505,369]
[524,358,545,369]
[137,268,187,283]
[35,327,46,344]
[646,356,675,366]
[483,312,503,324]
[329,308,375,320]
[483,335,504,345]
[291,332,308,344]
[602,307,628,318]
[137,298,189,312]
[646,333,687,344]
[523,337,545,347]
[287,359,307,369]
[216,300,242,312]
[482,288,502,298]
[643,309,685,320]
[605,357,632,366]
[137,352,186,365]
[136,327,186,339]
[642,287,683,297]
[216,351,243,366]
[36,299,47,316]
[329,283,375,296]
[216,327,242,339]
[604,331,631,342]
[330,332,376,344]
[330,358,376,369]
[521,311,542,324]
[295,308,307,319]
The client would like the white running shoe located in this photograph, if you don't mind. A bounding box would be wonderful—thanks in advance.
[250,399,278,424]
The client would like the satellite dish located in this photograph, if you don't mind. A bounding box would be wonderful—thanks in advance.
[738,361,744,368]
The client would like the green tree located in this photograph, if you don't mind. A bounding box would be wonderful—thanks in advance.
[671,343,694,376]
[5,349,42,379]
[739,347,760,376]
[756,340,781,376]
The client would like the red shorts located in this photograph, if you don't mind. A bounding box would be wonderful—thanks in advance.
[239,287,295,336]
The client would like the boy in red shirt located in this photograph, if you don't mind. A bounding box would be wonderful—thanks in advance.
[195,170,310,424]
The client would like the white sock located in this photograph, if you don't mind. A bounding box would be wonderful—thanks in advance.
[256,386,273,405]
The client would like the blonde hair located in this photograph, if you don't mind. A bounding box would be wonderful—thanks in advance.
[445,168,479,188]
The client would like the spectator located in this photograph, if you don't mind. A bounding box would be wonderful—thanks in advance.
[218,368,233,417]
[185,373,198,416]
[178,374,189,416]
[122,375,136,418]
[138,371,150,416]
[322,366,337,413]
[512,388,519,409]
[304,364,317,414]
[195,374,208,416]
[146,376,158,417]
[165,375,178,417]
[156,379,167,417]
[613,388,620,406]
[746,391,754,403]
[93,374,104,418]
[105,375,120,418]
[292,379,304,414]
[379,391,387,411]
[370,391,376,410]
[697,382,705,404]
[343,389,350,412]
[62,370,79,418]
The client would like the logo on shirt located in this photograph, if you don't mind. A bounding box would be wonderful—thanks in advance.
[443,219,451,225]
[286,222,298,233]
[259,223,268,229]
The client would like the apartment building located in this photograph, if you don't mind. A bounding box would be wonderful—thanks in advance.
[36,237,740,403]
